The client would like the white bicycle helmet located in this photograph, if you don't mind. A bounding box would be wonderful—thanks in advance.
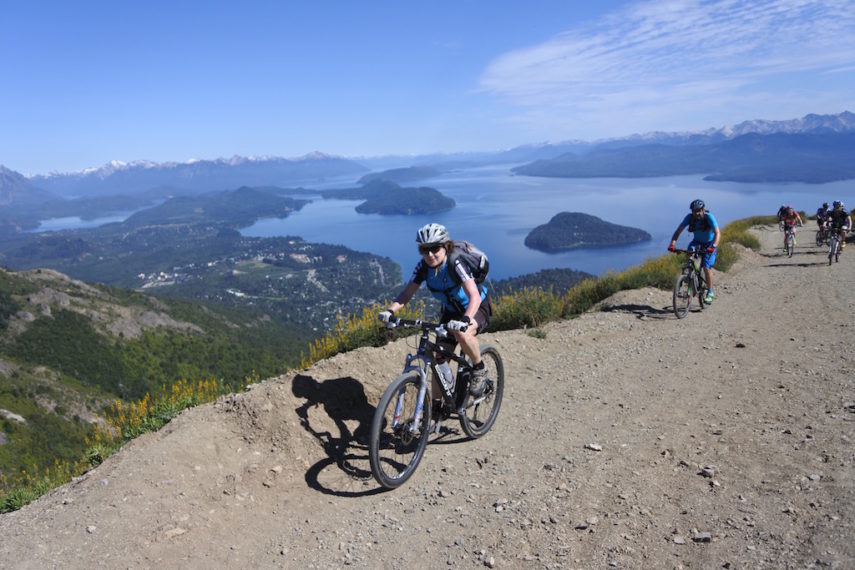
[416,223,449,245]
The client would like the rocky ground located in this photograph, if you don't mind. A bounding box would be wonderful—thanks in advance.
[1,225,853,569]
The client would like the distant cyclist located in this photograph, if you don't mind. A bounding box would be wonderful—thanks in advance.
[828,201,852,251]
[378,223,492,403]
[668,199,721,304]
[780,205,803,251]
[776,203,788,231]
[816,202,831,229]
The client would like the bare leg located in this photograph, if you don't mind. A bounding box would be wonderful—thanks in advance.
[453,329,482,366]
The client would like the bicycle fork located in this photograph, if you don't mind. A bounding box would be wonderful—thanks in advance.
[394,355,430,434]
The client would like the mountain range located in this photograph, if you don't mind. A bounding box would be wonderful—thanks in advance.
[512,131,855,183]
[1,111,854,233]
[26,152,369,199]
[3,111,853,197]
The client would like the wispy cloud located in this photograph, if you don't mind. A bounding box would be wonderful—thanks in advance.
[480,0,855,137]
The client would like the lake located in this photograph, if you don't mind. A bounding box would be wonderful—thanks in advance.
[30,213,134,232]
[241,164,855,280]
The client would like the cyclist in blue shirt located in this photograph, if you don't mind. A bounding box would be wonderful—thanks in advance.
[378,223,492,399]
[668,199,721,304]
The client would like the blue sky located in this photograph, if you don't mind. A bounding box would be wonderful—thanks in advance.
[2,0,854,175]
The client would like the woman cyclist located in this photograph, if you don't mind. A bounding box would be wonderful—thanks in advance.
[378,223,492,403]
[779,205,803,252]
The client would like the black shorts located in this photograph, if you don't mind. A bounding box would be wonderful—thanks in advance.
[437,295,493,351]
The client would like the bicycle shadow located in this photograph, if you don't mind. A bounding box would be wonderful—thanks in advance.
[766,261,832,268]
[600,303,674,320]
[292,374,385,497]
[765,250,836,268]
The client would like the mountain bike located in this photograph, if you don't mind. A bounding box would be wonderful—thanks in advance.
[672,248,709,319]
[784,226,796,257]
[368,318,504,489]
[828,228,843,265]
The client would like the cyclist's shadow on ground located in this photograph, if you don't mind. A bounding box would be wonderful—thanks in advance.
[292,374,385,497]
[764,250,837,267]
[600,303,674,320]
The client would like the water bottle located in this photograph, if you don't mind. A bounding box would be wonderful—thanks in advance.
[436,360,454,392]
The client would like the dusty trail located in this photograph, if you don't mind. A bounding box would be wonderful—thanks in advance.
[1,225,853,569]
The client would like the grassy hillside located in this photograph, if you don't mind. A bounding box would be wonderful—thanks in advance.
[0,266,307,484]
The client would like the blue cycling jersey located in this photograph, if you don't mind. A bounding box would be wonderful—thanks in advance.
[410,258,487,314]
[680,211,718,244]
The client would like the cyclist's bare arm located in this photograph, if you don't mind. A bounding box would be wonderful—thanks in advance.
[388,281,420,313]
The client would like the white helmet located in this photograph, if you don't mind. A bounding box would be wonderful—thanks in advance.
[416,223,449,245]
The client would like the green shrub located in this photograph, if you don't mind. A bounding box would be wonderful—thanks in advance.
[490,286,565,331]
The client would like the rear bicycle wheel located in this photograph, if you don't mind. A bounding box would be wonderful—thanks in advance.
[673,274,692,319]
[459,346,504,438]
[369,373,430,489]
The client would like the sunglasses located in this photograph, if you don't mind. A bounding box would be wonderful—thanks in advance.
[418,244,444,255]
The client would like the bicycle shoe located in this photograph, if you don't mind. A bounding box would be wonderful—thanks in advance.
[468,365,488,397]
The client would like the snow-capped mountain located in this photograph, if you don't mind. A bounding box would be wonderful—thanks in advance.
[27,153,369,198]
[597,111,855,148]
[720,111,855,137]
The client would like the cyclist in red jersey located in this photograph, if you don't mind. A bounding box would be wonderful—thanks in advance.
[780,205,803,251]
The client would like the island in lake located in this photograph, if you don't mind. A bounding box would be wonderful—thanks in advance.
[320,179,455,215]
[525,212,651,253]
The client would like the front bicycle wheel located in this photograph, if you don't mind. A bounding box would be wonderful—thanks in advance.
[369,373,430,489]
[829,238,838,265]
[459,346,504,438]
[816,230,824,247]
[673,274,692,319]
[787,232,794,257]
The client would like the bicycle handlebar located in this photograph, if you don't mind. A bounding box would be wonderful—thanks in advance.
[385,318,468,335]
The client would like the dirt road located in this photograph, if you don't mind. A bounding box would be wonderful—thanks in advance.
[2,225,853,569]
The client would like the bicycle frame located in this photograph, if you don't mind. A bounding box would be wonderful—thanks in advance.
[392,320,469,434]
[677,248,705,281]
[672,247,709,318]
[784,225,795,256]
[828,229,842,264]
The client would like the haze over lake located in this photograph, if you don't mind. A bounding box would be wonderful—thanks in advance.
[241,164,855,281]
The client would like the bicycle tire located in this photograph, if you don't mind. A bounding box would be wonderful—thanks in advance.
[458,346,504,438]
[672,274,692,319]
[816,230,825,247]
[786,232,794,257]
[368,373,431,489]
[697,273,707,310]
[829,238,838,266]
